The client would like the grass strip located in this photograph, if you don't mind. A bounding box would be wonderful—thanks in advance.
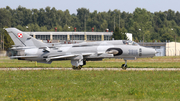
[0,70,179,100]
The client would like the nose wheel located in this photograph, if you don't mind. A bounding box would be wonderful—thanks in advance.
[121,60,127,70]
[121,64,127,70]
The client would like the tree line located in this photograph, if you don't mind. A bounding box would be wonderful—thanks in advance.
[1,6,180,43]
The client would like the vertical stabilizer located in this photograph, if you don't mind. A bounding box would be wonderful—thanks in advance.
[5,28,46,47]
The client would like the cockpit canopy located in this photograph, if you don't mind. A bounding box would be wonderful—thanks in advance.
[123,40,139,46]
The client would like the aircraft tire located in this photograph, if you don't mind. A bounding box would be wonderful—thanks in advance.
[72,66,76,69]
[72,66,82,70]
[121,64,127,70]
[78,66,82,69]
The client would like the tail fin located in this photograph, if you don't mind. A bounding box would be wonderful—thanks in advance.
[5,28,47,47]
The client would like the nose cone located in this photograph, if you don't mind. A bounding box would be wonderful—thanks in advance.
[141,47,156,57]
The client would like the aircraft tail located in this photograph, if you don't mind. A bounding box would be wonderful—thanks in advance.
[5,28,47,47]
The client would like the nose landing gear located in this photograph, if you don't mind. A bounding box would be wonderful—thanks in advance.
[121,60,127,70]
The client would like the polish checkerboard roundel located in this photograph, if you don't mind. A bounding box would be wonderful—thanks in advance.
[17,33,23,38]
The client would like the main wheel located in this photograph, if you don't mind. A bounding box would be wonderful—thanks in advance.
[72,66,77,69]
[72,66,82,70]
[78,65,82,69]
[121,64,127,70]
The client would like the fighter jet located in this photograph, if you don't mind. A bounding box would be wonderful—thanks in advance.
[5,28,156,70]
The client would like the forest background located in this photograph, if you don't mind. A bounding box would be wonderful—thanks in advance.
[1,6,180,50]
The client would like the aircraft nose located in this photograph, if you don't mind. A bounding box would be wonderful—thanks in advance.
[141,47,156,57]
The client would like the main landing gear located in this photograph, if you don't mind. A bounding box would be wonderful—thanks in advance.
[72,65,82,70]
[121,60,127,70]
[71,59,85,70]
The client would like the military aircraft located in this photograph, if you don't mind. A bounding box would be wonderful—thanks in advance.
[5,28,156,70]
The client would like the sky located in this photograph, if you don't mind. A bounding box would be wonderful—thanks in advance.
[0,0,180,14]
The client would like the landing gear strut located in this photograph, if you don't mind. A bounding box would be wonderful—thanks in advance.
[121,60,127,70]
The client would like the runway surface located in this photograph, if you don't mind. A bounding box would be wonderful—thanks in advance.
[0,68,180,71]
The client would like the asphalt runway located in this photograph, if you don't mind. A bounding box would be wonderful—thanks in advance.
[0,68,180,71]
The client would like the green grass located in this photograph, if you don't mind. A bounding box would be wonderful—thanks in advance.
[0,56,180,68]
[0,70,180,100]
[0,56,180,100]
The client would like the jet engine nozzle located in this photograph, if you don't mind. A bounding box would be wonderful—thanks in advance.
[106,50,119,55]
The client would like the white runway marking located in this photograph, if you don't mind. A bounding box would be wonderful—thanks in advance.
[0,68,180,71]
